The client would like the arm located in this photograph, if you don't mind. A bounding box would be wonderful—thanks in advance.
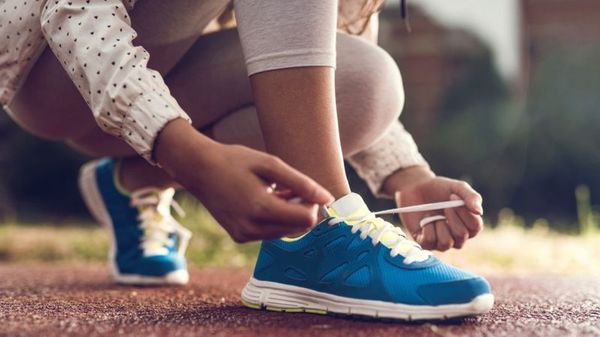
[40,0,189,162]
[345,11,484,251]
[40,0,333,242]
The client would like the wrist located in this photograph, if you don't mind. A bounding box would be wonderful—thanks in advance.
[381,165,435,196]
[154,118,218,178]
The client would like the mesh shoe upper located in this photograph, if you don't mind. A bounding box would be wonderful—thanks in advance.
[93,158,189,277]
[252,193,491,306]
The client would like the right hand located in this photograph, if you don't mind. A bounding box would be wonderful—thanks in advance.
[155,119,334,243]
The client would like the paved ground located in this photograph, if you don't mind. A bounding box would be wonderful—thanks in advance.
[0,264,599,337]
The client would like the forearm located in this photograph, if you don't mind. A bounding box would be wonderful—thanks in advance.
[154,118,217,179]
[381,165,435,196]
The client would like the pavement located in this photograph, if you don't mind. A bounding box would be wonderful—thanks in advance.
[0,264,599,337]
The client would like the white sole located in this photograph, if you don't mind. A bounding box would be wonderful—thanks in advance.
[241,277,494,321]
[78,160,189,286]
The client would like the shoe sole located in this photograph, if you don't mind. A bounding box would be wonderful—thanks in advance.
[241,277,494,321]
[78,160,189,286]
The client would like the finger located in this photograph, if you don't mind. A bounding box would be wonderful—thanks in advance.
[396,192,423,240]
[450,194,484,237]
[434,220,454,251]
[255,157,334,205]
[246,221,312,241]
[253,194,320,230]
[418,220,437,250]
[231,219,304,242]
[273,189,295,200]
[444,207,470,249]
[450,181,483,215]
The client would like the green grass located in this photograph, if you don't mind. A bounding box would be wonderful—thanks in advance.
[1,196,599,276]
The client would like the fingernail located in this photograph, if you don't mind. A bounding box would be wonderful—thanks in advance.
[476,204,484,215]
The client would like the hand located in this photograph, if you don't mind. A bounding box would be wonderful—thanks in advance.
[155,119,334,243]
[382,166,484,251]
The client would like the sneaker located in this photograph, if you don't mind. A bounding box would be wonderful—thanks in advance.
[79,158,192,285]
[241,193,493,320]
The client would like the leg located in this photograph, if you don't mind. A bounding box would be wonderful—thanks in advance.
[5,0,235,285]
[138,31,403,194]
[8,0,232,190]
[212,33,403,157]
[10,26,401,194]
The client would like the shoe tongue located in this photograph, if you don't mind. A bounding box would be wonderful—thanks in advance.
[328,193,430,263]
[328,193,370,219]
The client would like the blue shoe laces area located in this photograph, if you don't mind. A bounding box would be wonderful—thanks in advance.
[326,200,466,264]
[129,187,192,257]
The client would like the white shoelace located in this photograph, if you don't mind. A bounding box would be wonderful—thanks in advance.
[327,200,465,264]
[130,188,192,257]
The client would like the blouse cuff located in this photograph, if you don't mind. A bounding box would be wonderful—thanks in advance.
[97,68,191,164]
[118,94,191,164]
[347,121,429,198]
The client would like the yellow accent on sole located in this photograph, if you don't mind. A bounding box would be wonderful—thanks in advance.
[304,308,327,315]
[241,299,327,315]
[266,306,285,312]
[280,232,309,242]
[241,299,261,310]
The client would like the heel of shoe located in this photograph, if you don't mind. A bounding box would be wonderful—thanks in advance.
[79,160,121,279]
[79,160,112,227]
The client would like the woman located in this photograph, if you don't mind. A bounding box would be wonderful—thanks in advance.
[1,0,493,319]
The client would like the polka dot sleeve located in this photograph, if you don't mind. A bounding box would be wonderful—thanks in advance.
[39,0,191,164]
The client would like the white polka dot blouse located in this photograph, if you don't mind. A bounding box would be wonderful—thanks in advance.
[1,0,338,163]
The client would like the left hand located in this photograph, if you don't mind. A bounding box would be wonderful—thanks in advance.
[382,166,484,251]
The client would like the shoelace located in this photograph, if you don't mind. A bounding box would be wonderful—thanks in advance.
[327,200,465,264]
[130,187,192,256]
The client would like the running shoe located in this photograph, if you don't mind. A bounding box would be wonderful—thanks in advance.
[241,193,493,320]
[79,158,191,285]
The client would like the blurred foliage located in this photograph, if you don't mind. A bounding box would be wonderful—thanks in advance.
[0,116,89,222]
[404,43,600,228]
[0,194,260,267]
[1,194,599,276]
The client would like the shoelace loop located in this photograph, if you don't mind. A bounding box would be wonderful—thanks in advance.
[328,200,465,264]
[130,187,192,256]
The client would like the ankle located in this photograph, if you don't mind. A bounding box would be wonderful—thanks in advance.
[117,158,178,194]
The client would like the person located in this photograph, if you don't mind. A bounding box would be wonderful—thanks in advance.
[0,0,493,319]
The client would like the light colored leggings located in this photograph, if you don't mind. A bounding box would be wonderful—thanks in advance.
[8,1,422,195]
[74,30,404,159]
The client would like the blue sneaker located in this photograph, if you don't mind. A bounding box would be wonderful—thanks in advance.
[241,193,494,320]
[79,158,191,285]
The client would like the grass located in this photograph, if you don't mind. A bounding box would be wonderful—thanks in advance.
[1,195,599,276]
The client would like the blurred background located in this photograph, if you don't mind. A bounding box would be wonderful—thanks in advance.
[0,0,599,274]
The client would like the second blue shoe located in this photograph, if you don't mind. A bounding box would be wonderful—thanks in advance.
[79,158,191,285]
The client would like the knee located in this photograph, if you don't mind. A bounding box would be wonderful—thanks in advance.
[68,127,135,158]
[336,34,405,154]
